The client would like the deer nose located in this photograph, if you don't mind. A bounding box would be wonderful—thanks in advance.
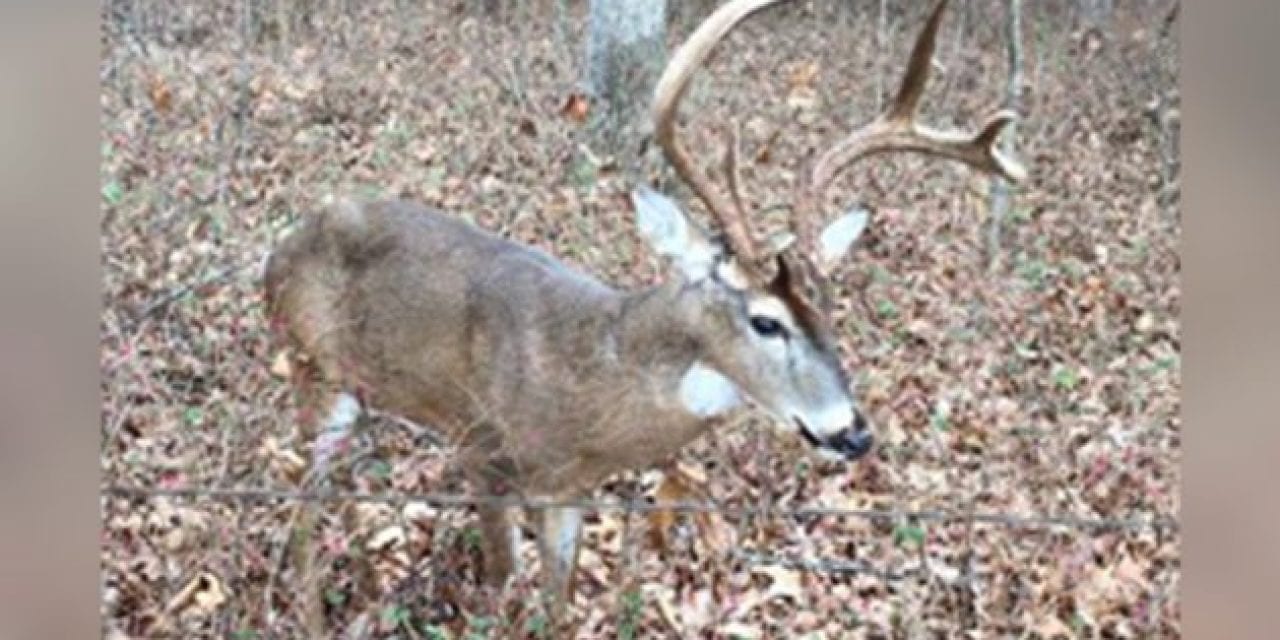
[829,411,874,460]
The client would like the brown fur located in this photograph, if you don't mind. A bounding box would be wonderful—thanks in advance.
[265,199,736,495]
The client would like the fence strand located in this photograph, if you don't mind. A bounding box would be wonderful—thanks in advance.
[101,484,1178,534]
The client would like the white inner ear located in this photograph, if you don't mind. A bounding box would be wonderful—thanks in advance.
[679,362,742,417]
[632,187,717,281]
[715,260,751,290]
[818,207,869,268]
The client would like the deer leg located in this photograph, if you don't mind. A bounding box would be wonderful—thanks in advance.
[535,500,584,625]
[476,502,521,589]
[469,455,524,589]
[292,389,363,639]
[311,391,362,479]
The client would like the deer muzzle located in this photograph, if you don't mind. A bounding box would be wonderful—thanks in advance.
[795,410,874,461]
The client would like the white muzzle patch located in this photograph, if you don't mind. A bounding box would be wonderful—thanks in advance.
[804,403,855,438]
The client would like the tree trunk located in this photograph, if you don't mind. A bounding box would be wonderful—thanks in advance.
[584,0,667,174]
[987,0,1023,272]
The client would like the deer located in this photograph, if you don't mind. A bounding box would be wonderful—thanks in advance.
[263,0,1025,630]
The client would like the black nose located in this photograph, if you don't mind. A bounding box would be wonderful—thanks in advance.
[829,413,874,460]
[853,410,869,433]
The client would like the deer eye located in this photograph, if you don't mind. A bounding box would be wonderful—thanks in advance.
[749,315,786,339]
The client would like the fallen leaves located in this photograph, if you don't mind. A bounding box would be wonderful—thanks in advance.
[99,1,1180,637]
[147,73,173,115]
[560,92,590,123]
[647,463,735,557]
[164,572,228,620]
[785,60,819,111]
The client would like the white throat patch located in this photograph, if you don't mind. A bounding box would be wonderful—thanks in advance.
[678,362,742,417]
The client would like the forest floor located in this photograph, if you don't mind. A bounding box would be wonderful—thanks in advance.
[100,1,1180,638]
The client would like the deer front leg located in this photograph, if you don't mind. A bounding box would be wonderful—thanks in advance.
[470,455,525,589]
[476,502,521,588]
[292,390,364,639]
[536,501,584,624]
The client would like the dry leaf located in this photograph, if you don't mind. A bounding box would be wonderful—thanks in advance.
[366,525,406,552]
[647,464,733,555]
[1031,614,1075,639]
[270,350,292,379]
[560,92,590,123]
[725,591,765,621]
[681,588,716,631]
[402,501,436,525]
[786,61,819,110]
[650,585,681,632]
[647,468,696,550]
[148,74,172,114]
[787,60,819,89]
[717,621,763,639]
[165,572,228,617]
[262,436,306,482]
[751,565,804,602]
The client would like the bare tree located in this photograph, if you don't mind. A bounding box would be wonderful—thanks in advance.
[583,0,668,171]
[987,0,1024,270]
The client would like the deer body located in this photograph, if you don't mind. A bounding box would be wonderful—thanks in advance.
[266,0,1025,631]
[267,198,752,497]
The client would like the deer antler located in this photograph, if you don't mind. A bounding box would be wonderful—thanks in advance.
[792,0,1028,265]
[652,0,785,268]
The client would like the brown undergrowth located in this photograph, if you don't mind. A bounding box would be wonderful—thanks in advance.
[101,1,1179,637]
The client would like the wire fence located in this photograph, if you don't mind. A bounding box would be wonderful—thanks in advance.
[101,484,1179,536]
[100,0,1181,635]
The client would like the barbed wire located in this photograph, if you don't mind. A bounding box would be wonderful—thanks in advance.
[101,484,1179,534]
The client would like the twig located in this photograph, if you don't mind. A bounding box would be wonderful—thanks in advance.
[134,263,249,324]
[733,549,917,581]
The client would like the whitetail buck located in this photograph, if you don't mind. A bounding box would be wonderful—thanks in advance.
[264,0,1024,629]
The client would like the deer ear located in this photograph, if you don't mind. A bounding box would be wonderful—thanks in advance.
[632,186,718,281]
[817,207,869,270]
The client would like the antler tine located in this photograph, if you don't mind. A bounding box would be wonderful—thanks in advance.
[794,0,1028,258]
[652,0,784,266]
[723,120,747,218]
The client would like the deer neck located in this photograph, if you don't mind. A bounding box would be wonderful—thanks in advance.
[612,282,743,421]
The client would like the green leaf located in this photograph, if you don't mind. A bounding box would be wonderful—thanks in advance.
[893,523,926,548]
[1052,364,1080,391]
[618,588,643,640]
[102,180,124,206]
[357,183,387,200]
[465,615,497,637]
[462,526,483,551]
[424,165,448,190]
[523,614,549,638]
[324,589,347,607]
[380,604,410,628]
[183,406,204,426]
[365,459,393,480]
[875,299,898,320]
[929,412,950,431]
[421,625,449,640]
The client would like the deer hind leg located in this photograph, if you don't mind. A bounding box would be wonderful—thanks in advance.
[535,501,584,626]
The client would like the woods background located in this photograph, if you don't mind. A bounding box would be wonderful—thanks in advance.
[99,0,1180,637]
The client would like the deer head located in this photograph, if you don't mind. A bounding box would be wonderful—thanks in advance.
[633,0,1027,461]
